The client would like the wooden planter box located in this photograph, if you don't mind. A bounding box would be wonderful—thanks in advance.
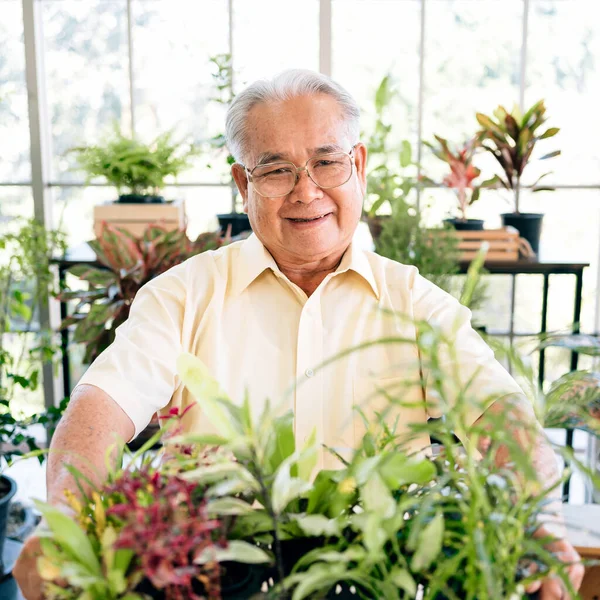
[454,227,521,262]
[93,198,186,238]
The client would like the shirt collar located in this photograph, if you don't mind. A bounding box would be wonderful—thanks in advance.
[334,240,380,300]
[232,233,380,300]
[231,233,280,296]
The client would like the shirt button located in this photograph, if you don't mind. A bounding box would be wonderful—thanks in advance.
[305,368,314,378]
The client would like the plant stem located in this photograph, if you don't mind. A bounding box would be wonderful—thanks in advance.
[249,450,287,595]
[515,176,521,214]
[458,188,467,221]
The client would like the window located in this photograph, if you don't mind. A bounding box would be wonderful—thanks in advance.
[6,3,600,499]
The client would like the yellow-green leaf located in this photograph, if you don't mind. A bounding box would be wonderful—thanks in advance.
[34,501,101,576]
[176,353,238,438]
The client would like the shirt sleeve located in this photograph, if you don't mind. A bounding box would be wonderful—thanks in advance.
[411,271,524,431]
[75,268,186,440]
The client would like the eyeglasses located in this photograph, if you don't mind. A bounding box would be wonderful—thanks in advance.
[243,145,357,198]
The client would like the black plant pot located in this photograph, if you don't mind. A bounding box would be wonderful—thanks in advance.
[136,562,268,599]
[0,476,17,573]
[117,194,166,204]
[217,213,252,237]
[501,212,543,255]
[443,218,485,231]
[6,501,38,542]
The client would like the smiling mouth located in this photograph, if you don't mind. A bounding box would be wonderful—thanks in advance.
[286,213,331,223]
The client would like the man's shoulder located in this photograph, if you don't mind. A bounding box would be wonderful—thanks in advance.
[144,238,246,292]
[362,249,420,290]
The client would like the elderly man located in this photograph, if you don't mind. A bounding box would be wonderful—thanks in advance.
[16,70,582,599]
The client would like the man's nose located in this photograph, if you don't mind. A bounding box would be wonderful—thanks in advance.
[288,169,323,204]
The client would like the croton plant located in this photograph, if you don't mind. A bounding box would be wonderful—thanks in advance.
[34,318,600,600]
[58,224,227,364]
[423,136,497,222]
[475,100,560,214]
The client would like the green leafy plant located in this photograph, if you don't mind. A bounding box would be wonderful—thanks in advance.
[36,311,594,599]
[536,334,600,433]
[207,53,239,215]
[0,219,68,465]
[364,75,418,221]
[374,198,462,294]
[423,135,496,222]
[476,100,560,214]
[69,127,200,199]
[58,224,226,365]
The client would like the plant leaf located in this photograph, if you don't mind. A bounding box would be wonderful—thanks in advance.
[176,353,239,439]
[34,502,102,576]
[410,511,444,571]
[194,540,271,565]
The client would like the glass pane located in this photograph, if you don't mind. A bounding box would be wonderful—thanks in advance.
[0,0,31,182]
[518,189,600,334]
[514,274,544,334]
[422,0,522,180]
[42,0,131,183]
[473,275,513,334]
[0,186,34,233]
[51,185,232,246]
[525,0,600,185]
[2,332,45,417]
[233,0,319,87]
[332,0,421,146]
[163,185,232,239]
[132,0,229,183]
[51,186,114,246]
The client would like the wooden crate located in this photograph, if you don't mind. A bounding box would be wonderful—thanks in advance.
[455,227,520,262]
[93,198,186,238]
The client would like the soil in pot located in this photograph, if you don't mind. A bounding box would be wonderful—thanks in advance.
[217,213,252,237]
[117,194,166,204]
[443,218,484,231]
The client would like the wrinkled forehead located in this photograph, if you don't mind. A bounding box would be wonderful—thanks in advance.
[243,94,353,166]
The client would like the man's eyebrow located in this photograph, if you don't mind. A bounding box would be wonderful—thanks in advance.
[254,144,346,166]
[309,144,345,155]
[255,151,288,166]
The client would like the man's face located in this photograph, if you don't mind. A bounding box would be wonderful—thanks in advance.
[232,94,367,263]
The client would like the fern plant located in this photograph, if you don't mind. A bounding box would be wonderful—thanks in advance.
[69,127,199,200]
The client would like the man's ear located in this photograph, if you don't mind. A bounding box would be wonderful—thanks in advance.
[231,163,249,211]
[353,142,368,194]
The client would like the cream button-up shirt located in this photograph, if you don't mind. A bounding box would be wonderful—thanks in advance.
[78,233,522,469]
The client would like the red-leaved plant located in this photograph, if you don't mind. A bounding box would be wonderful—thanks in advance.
[58,223,227,364]
[423,135,493,222]
[104,466,225,600]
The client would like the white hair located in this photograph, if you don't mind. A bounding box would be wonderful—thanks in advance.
[225,69,361,164]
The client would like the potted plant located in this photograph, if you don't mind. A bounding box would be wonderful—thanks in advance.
[476,100,560,254]
[208,54,251,237]
[363,75,421,242]
[58,224,226,366]
[35,319,590,599]
[0,220,68,571]
[423,135,493,231]
[69,128,199,204]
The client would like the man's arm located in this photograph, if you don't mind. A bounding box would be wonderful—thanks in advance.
[474,394,584,597]
[475,395,562,522]
[47,384,135,505]
[14,384,134,600]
